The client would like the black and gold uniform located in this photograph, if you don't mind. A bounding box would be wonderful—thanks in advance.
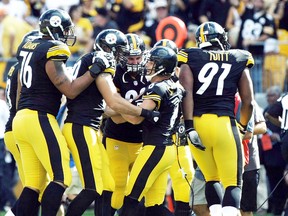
[62,51,116,215]
[121,79,184,215]
[118,46,183,216]
[13,38,72,187]
[112,0,145,33]
[154,39,195,215]
[11,9,85,216]
[4,63,23,182]
[179,47,254,181]
[63,51,113,192]
[63,28,134,216]
[103,64,148,210]
[178,21,255,215]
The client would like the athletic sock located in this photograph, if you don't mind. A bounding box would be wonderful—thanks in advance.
[41,182,65,216]
[16,187,40,216]
[174,201,192,216]
[118,196,139,216]
[94,190,115,216]
[66,189,99,216]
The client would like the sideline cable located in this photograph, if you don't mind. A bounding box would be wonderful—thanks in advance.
[256,170,288,212]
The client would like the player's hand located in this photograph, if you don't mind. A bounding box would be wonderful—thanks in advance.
[237,122,247,140]
[140,108,160,124]
[186,128,205,151]
[90,51,115,78]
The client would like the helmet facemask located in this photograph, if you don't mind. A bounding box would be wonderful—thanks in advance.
[62,26,76,46]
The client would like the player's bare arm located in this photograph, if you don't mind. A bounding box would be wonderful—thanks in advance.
[179,63,194,120]
[238,68,254,127]
[46,60,95,99]
[96,72,143,116]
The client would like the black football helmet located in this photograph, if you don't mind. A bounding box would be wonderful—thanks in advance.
[125,33,146,73]
[195,21,230,50]
[94,29,129,65]
[146,46,177,78]
[154,39,178,54]
[39,9,76,46]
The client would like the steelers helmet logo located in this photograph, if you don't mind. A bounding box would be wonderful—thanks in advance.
[50,15,62,27]
[105,33,117,44]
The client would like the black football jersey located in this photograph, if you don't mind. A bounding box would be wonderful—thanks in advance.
[178,48,254,118]
[104,65,149,143]
[16,38,71,116]
[141,79,184,146]
[65,51,115,130]
[237,7,277,49]
[5,62,20,132]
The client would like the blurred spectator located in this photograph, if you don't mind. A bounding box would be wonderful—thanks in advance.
[110,0,145,33]
[24,0,47,27]
[260,85,288,216]
[143,0,170,47]
[268,0,288,56]
[0,0,28,19]
[169,0,187,23]
[45,0,79,12]
[183,23,198,48]
[226,0,246,48]
[185,0,202,26]
[0,7,33,58]
[92,7,119,39]
[198,0,232,27]
[80,0,97,23]
[68,4,94,63]
[237,0,278,53]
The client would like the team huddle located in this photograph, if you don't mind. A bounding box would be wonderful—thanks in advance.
[4,7,258,216]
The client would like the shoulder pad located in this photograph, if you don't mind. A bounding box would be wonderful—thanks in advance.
[47,41,71,61]
[234,49,254,68]
[177,48,201,64]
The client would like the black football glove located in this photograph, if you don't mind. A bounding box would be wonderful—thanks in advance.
[140,108,160,124]
[185,120,205,151]
[90,52,115,78]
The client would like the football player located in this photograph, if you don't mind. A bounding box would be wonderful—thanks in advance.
[62,29,159,216]
[4,30,44,216]
[12,8,110,216]
[100,33,148,215]
[178,21,254,216]
[154,39,195,216]
[118,46,184,216]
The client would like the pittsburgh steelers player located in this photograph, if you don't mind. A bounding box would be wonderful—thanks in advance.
[118,46,185,216]
[178,21,254,216]
[4,30,46,216]
[101,33,149,215]
[62,29,159,216]
[154,39,195,216]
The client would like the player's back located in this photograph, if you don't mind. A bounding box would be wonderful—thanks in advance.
[17,38,71,116]
[65,52,106,130]
[178,47,254,117]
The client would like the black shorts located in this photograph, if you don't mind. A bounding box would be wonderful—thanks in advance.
[240,169,260,212]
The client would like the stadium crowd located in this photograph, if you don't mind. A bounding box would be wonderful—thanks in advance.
[0,0,288,216]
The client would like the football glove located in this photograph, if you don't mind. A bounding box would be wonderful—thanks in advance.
[140,108,160,124]
[185,120,205,151]
[90,51,115,78]
[186,128,206,151]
